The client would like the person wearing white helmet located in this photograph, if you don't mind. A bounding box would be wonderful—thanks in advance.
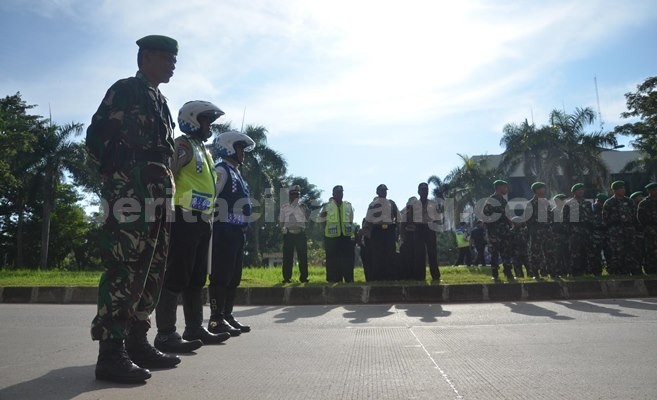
[154,100,231,354]
[208,130,255,336]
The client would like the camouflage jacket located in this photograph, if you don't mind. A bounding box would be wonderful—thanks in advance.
[509,224,529,250]
[563,198,594,234]
[638,196,657,235]
[602,196,635,228]
[525,197,551,232]
[86,71,175,172]
[483,193,511,236]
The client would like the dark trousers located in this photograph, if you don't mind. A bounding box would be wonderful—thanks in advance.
[456,247,472,266]
[413,225,440,280]
[360,238,373,281]
[473,243,486,266]
[282,232,308,281]
[369,226,397,280]
[209,224,245,319]
[164,207,210,293]
[325,236,355,283]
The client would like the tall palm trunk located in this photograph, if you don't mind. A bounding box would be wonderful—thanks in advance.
[39,167,55,270]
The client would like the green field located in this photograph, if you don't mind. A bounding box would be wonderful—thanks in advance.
[0,266,641,288]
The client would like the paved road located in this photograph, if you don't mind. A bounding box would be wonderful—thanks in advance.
[1,299,656,400]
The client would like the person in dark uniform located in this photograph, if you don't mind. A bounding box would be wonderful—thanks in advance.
[630,191,646,274]
[591,193,608,275]
[509,216,529,278]
[482,180,513,281]
[638,183,657,274]
[525,182,551,279]
[399,197,418,280]
[563,183,595,276]
[408,183,441,282]
[279,185,310,283]
[320,186,356,283]
[363,184,399,280]
[603,181,638,275]
[357,218,373,281]
[154,101,230,355]
[87,35,181,383]
[470,220,487,266]
[208,130,256,336]
[550,193,569,277]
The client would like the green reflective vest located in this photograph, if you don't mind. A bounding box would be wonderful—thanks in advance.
[173,137,217,214]
[455,230,469,248]
[324,200,354,238]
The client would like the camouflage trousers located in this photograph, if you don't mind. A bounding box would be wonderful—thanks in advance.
[590,229,606,275]
[569,230,595,276]
[529,227,550,277]
[550,232,569,276]
[606,225,637,275]
[510,245,529,278]
[645,232,657,274]
[635,231,646,273]
[91,163,174,341]
[488,232,512,278]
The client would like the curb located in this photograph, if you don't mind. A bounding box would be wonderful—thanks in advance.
[2,279,656,305]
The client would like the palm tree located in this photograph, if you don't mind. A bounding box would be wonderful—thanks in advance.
[549,107,617,190]
[499,119,562,190]
[35,122,85,269]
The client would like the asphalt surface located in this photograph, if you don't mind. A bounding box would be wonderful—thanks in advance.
[1,300,656,400]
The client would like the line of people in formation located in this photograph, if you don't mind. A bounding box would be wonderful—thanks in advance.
[87,35,260,384]
[279,179,657,285]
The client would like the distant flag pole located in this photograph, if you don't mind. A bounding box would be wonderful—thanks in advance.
[240,107,246,132]
[594,75,604,130]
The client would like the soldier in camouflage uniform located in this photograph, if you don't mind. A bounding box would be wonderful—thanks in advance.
[525,182,551,279]
[86,35,180,383]
[630,191,646,274]
[638,183,657,274]
[590,193,608,275]
[563,184,595,276]
[550,194,569,277]
[602,181,637,275]
[509,216,529,278]
[482,180,513,280]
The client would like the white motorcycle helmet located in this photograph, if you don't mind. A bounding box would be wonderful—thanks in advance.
[215,130,256,159]
[178,100,224,139]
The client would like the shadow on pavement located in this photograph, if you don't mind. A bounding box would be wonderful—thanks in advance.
[555,300,636,317]
[588,299,657,311]
[272,306,337,323]
[504,302,574,320]
[342,305,394,324]
[394,304,451,323]
[231,306,283,318]
[0,365,146,400]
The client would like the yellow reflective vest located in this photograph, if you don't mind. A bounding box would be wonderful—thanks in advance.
[324,200,354,238]
[455,229,469,248]
[173,136,217,214]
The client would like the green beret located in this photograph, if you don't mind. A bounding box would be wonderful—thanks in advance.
[596,193,608,202]
[552,194,567,201]
[493,179,508,187]
[610,180,625,190]
[136,35,178,55]
[571,183,584,193]
[629,191,643,199]
[645,182,657,190]
[531,182,546,192]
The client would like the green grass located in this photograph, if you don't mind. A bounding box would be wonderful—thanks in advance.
[0,266,649,288]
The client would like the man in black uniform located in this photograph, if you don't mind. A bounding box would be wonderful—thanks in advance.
[470,220,487,266]
[363,184,399,280]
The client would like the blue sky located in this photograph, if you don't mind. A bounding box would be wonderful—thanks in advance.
[2,0,657,221]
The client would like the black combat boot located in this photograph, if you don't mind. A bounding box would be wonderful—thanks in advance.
[208,285,241,337]
[182,288,230,344]
[224,287,251,333]
[95,339,151,383]
[154,289,203,353]
[125,323,181,369]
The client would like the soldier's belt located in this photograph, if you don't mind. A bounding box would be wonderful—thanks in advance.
[128,150,172,167]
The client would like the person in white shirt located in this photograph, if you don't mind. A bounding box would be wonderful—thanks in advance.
[279,185,310,283]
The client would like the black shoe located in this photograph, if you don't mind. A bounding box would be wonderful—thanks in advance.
[154,331,203,353]
[300,278,309,283]
[225,315,251,333]
[183,326,231,345]
[95,340,151,384]
[125,334,181,369]
[282,279,292,284]
[208,318,241,337]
